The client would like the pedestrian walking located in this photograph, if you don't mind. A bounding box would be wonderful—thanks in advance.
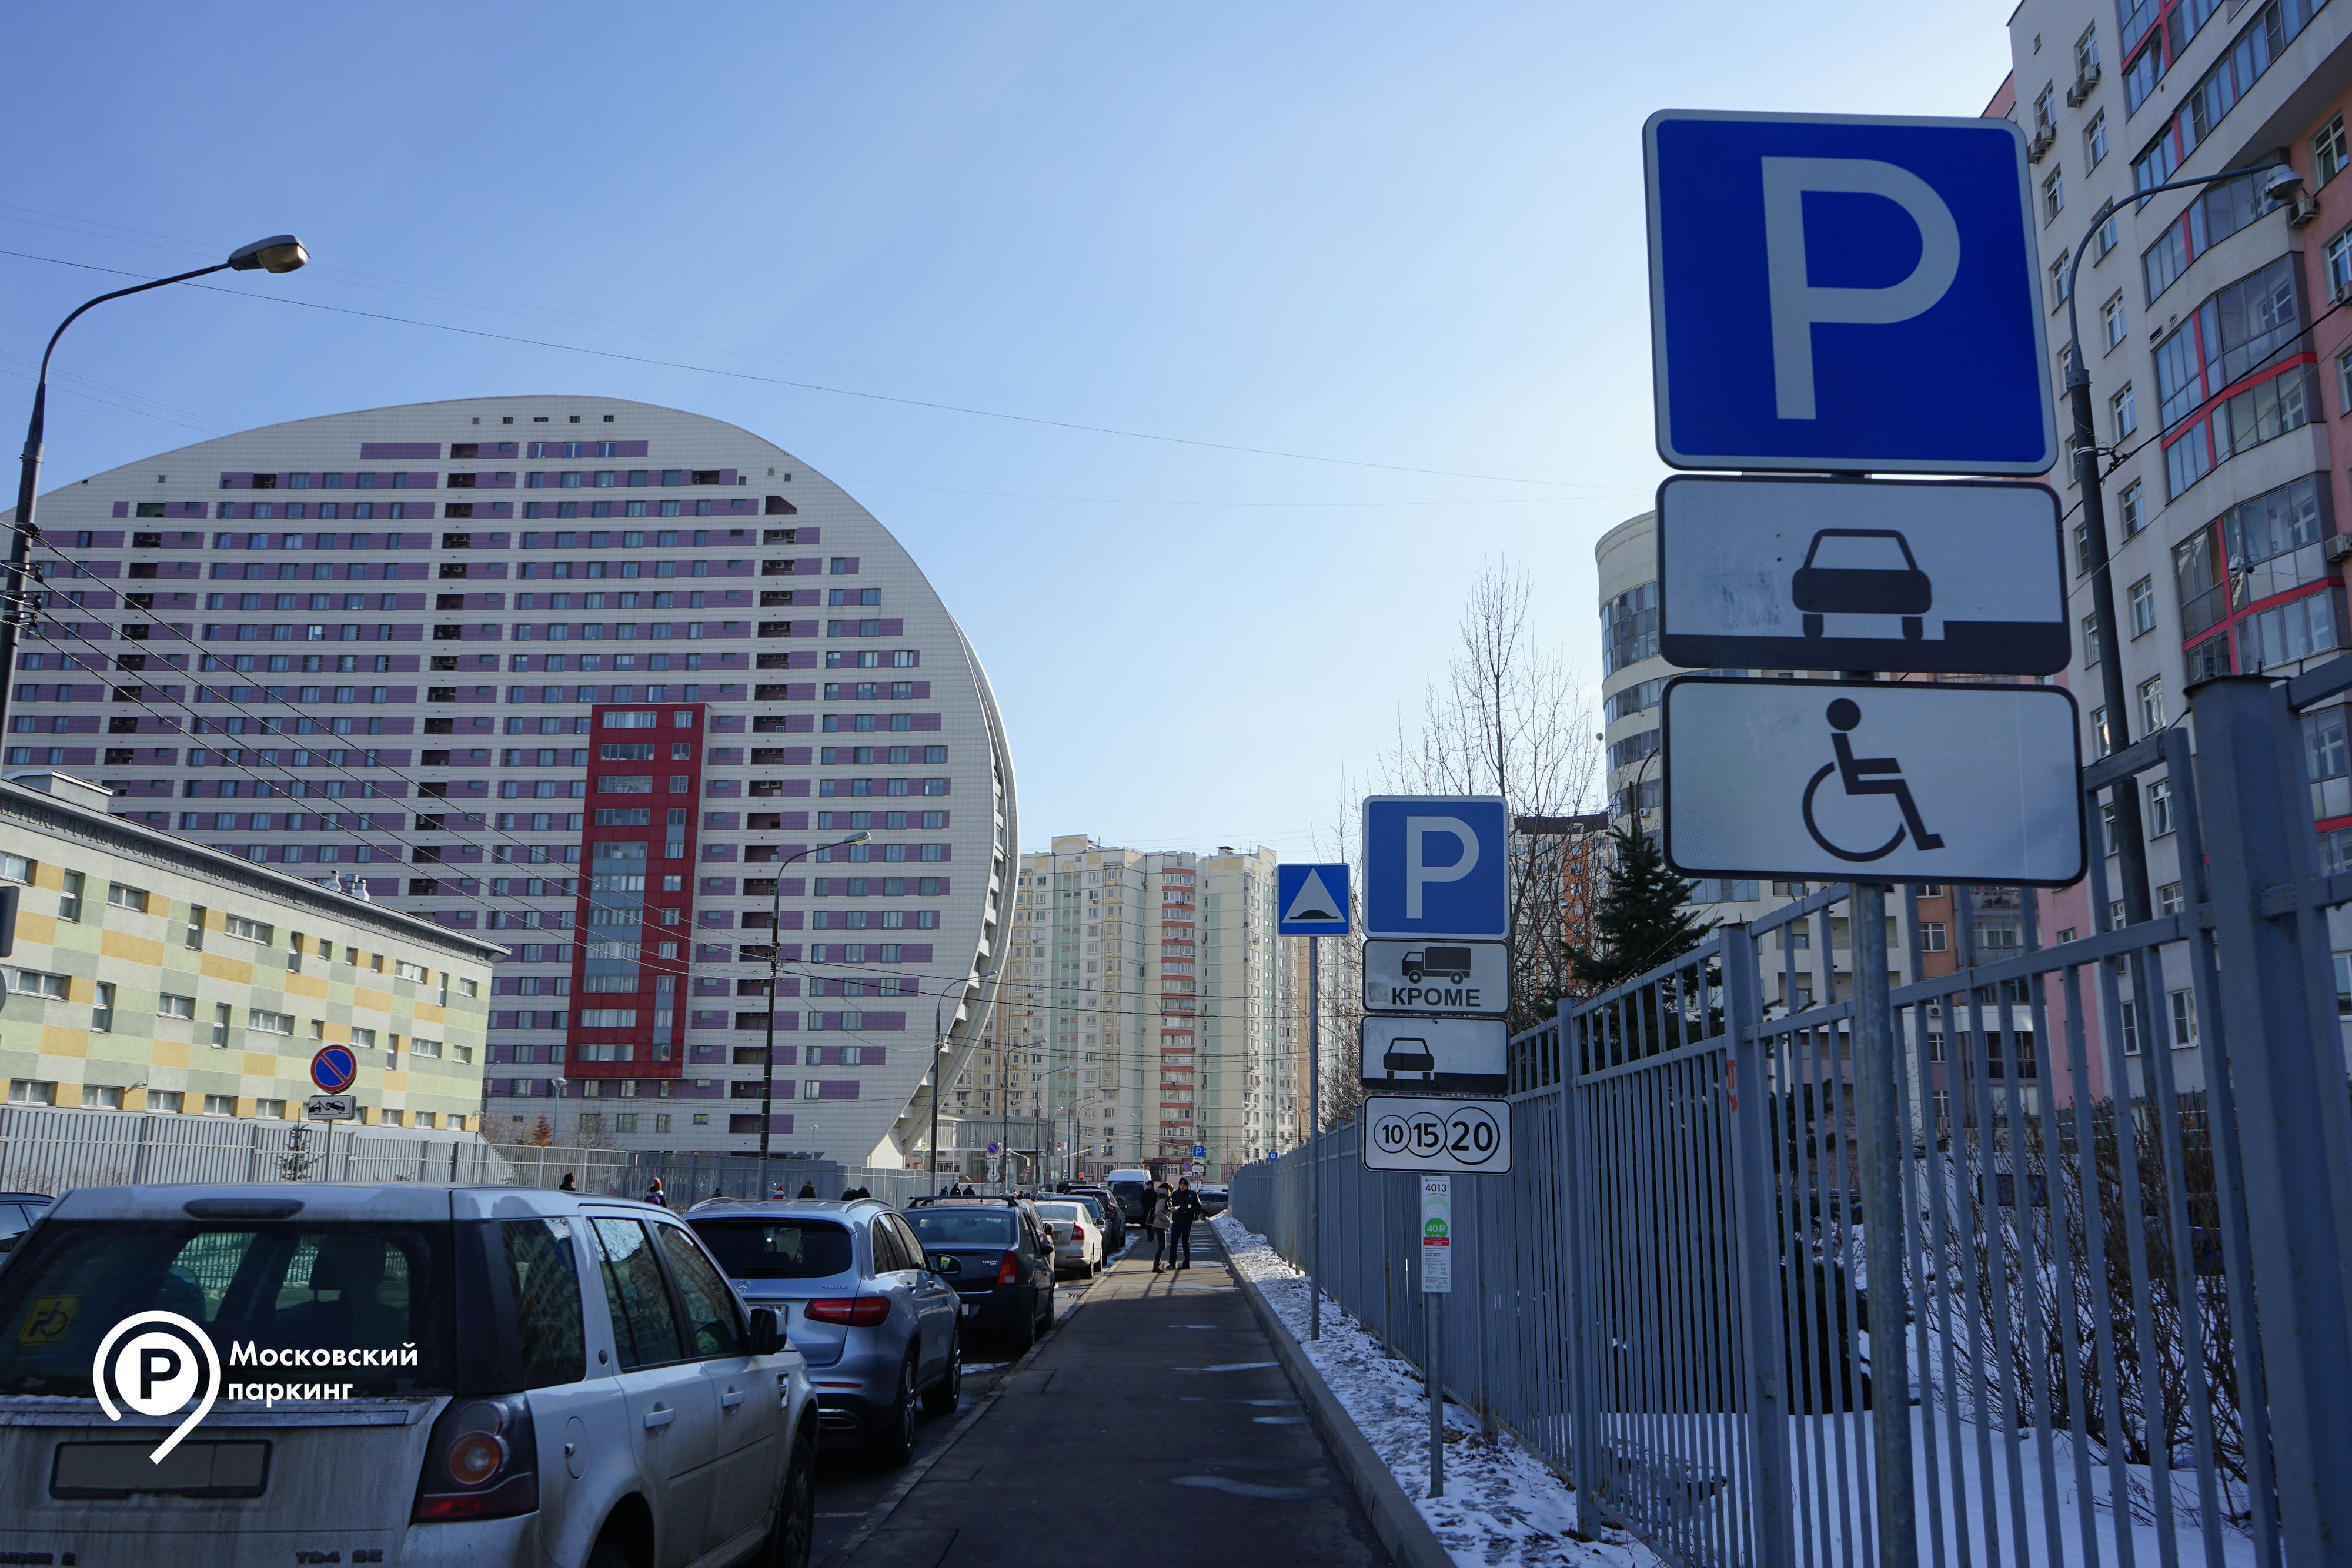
[1167,1178,1202,1271]
[557,1172,576,1192]
[1145,1179,1174,1272]
[646,1176,668,1209]
[797,1180,818,1198]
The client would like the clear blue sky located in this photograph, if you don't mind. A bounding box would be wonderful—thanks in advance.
[1,3,2013,855]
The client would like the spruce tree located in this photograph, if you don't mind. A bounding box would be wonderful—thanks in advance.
[1564,825,1718,994]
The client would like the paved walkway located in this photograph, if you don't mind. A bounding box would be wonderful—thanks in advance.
[831,1225,1390,1567]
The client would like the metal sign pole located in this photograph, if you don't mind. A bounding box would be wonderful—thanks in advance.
[1309,932,1321,1341]
[1421,1172,1451,1499]
[1848,878,1917,1565]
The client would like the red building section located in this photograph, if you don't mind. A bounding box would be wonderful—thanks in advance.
[565,700,705,1081]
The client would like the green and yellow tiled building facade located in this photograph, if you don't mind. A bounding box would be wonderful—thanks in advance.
[2,774,503,1130]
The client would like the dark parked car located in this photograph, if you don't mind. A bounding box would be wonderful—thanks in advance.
[0,1195,51,1258]
[903,1198,1057,1350]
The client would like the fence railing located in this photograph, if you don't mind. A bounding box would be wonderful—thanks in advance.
[1235,673,2352,1567]
[0,1107,952,1210]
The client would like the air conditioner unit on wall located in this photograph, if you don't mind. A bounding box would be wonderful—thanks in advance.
[2066,62,2102,106]
[2291,194,2323,226]
[2325,534,2352,565]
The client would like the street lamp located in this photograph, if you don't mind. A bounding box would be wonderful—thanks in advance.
[758,830,867,1166]
[2061,164,2298,928]
[2,236,310,740]
[927,966,995,1189]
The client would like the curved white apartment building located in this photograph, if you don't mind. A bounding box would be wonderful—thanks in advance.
[4,396,1015,1166]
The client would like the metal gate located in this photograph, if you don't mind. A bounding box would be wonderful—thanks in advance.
[1235,671,2352,1566]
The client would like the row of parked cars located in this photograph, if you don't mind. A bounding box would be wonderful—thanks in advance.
[0,1176,1146,1568]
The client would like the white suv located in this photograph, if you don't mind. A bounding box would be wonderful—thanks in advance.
[0,1184,817,1567]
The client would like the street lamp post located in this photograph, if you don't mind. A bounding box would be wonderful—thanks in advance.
[2061,163,2300,928]
[925,966,991,1190]
[759,831,867,1169]
[2,236,309,742]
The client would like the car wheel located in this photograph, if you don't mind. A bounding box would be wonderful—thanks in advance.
[586,1539,633,1568]
[762,1422,817,1568]
[922,1333,962,1415]
[866,1353,918,1468]
[1008,1293,1037,1353]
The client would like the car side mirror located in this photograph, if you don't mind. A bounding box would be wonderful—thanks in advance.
[748,1306,786,1356]
[931,1254,962,1277]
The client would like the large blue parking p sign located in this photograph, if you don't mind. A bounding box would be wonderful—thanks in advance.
[1645,110,2054,474]
[1362,796,1509,941]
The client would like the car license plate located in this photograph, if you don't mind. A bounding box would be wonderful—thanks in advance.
[52,1440,271,1499]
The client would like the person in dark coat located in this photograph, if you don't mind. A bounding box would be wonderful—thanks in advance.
[797,1180,818,1198]
[557,1172,576,1192]
[1138,1185,1167,1269]
[1167,1178,1203,1271]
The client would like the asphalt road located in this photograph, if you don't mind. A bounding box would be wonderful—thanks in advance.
[810,1238,1121,1565]
[819,1225,1387,1568]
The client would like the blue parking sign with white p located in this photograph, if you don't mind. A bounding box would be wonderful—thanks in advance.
[1362,796,1508,941]
[1645,109,2055,474]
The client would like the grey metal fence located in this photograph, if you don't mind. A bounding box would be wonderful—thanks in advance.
[1235,671,2352,1567]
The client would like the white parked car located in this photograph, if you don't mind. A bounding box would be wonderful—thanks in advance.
[0,1183,817,1568]
[1028,1201,1104,1279]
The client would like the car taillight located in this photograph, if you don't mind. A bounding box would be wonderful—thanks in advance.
[413,1395,538,1523]
[803,1297,893,1328]
[997,1251,1021,1285]
[1071,1225,1087,1242]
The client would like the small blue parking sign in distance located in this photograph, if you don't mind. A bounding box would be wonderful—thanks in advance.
[1362,796,1509,941]
[310,1044,358,1094]
[1645,110,2054,474]
[1276,863,1352,936]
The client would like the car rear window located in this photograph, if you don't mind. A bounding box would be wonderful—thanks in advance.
[1034,1203,1084,1224]
[907,1210,1014,1246]
[1109,1182,1144,1199]
[0,1221,455,1398]
[689,1218,854,1279]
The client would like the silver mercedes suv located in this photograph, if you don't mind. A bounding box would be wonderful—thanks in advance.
[0,1183,817,1567]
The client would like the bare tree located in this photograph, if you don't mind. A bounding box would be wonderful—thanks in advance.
[1379,560,1603,1032]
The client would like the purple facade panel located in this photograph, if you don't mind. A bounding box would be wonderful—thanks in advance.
[112,502,128,518]
[360,443,442,460]
[880,619,903,636]
[911,714,941,731]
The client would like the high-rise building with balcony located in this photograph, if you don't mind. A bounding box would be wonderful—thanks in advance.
[3,396,1016,1166]
[971,835,1281,1179]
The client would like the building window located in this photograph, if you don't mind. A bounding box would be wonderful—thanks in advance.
[2120,479,2146,537]
[7,1081,56,1106]
[2083,612,2103,666]
[2140,675,2166,732]
[2111,383,2137,439]
[2149,776,2174,836]
[2044,166,2066,224]
[57,871,83,923]
[2092,706,2112,760]
[2316,113,2349,186]
[2052,250,2071,310]
[2085,112,2108,168]
[2096,213,2118,258]
[106,882,149,914]
[1919,922,1947,952]
[2328,228,2352,302]
[2169,988,2198,1046]
[203,1094,236,1116]
[2102,293,2126,350]
[2129,576,2156,637]
[210,1003,232,1047]
[90,982,114,1033]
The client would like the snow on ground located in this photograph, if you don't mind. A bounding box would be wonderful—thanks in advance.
[1215,1211,1659,1568]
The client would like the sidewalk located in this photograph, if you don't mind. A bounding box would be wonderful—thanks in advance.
[831,1225,1392,1567]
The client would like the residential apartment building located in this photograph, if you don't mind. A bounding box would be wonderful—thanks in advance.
[1,769,499,1129]
[3,396,1015,1165]
[970,836,1281,1180]
[1996,0,2352,1075]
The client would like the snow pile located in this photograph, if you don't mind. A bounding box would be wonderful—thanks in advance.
[1215,1211,1657,1568]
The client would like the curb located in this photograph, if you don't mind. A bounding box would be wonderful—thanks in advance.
[1221,1232,1456,1568]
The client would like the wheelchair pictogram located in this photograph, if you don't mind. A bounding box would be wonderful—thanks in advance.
[1800,698,1945,864]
